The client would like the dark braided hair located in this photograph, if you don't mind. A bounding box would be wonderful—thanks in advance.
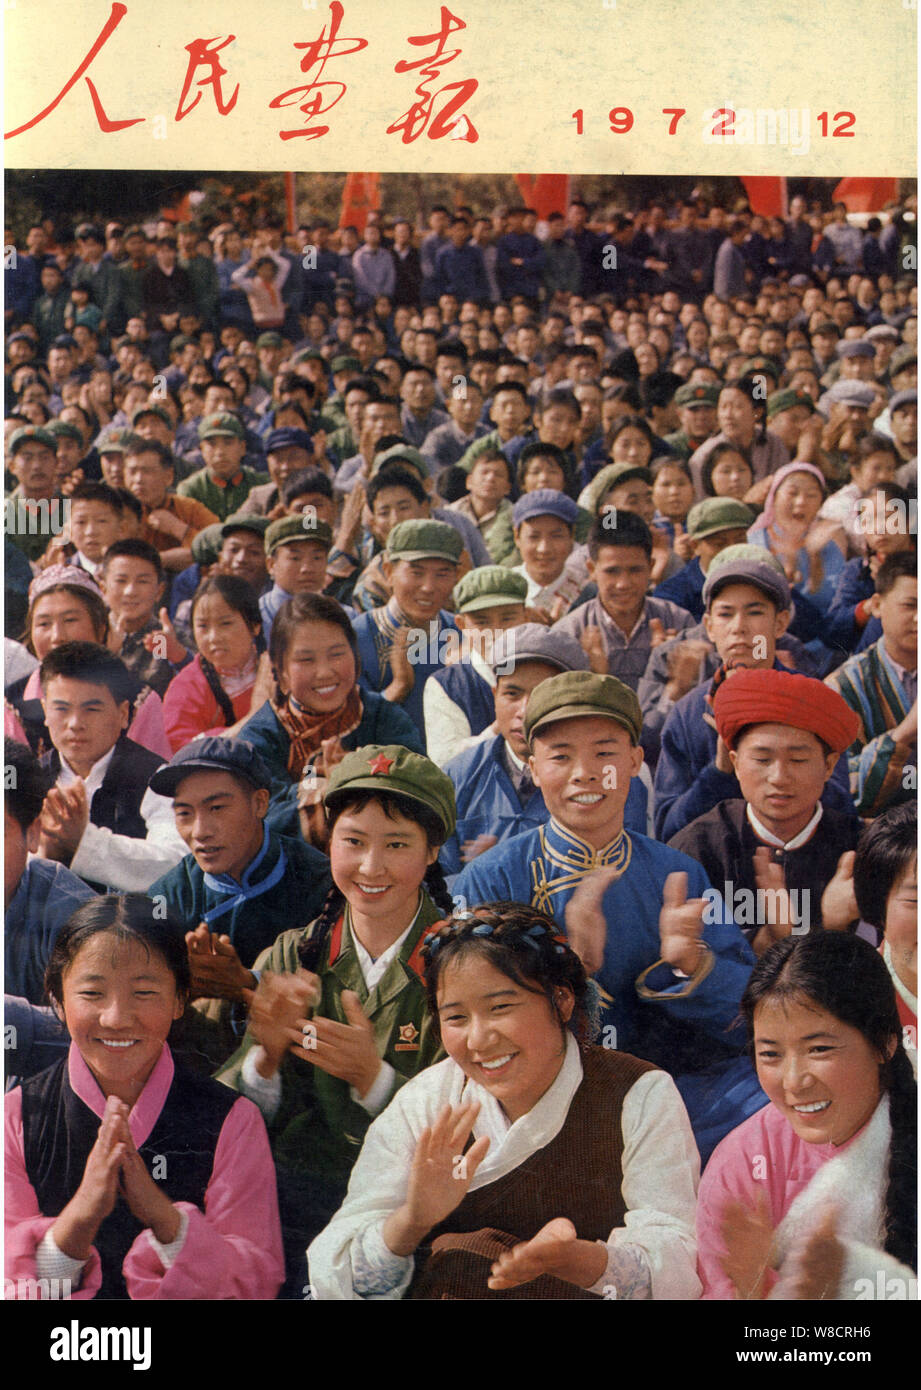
[421,901,599,1046]
[297,789,451,972]
[191,573,265,728]
[742,933,916,1271]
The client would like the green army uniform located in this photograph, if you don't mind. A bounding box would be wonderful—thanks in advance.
[176,466,264,521]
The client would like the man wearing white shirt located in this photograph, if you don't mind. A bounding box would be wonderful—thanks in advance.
[34,642,186,892]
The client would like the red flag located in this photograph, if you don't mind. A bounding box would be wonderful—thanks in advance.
[514,175,571,221]
[339,173,381,233]
[832,177,899,214]
[740,177,788,218]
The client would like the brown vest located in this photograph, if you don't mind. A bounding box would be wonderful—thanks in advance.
[409,1046,656,1300]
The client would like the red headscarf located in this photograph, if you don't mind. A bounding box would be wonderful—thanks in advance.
[713,667,860,753]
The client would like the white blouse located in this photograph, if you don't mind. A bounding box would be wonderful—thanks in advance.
[307,1034,701,1300]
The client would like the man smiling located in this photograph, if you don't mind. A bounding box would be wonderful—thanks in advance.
[454,670,762,1161]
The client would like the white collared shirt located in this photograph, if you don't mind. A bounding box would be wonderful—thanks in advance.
[746,800,823,851]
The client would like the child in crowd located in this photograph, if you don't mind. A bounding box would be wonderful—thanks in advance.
[5,895,284,1299]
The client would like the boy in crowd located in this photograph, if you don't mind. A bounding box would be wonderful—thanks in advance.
[654,546,855,839]
[260,514,335,642]
[239,428,316,517]
[352,519,461,746]
[453,670,762,1162]
[652,497,753,621]
[669,668,862,954]
[34,642,186,892]
[457,379,533,473]
[47,480,125,577]
[423,566,530,766]
[446,448,514,560]
[554,512,695,690]
[510,489,588,616]
[825,480,916,657]
[5,425,61,564]
[827,550,917,815]
[177,412,263,521]
[421,376,489,471]
[98,536,178,697]
[124,437,219,573]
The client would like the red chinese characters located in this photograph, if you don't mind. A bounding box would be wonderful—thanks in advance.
[386,6,479,143]
[269,1,369,141]
[175,37,240,122]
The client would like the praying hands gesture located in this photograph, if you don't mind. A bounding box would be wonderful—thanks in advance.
[384,626,415,702]
[52,1097,181,1264]
[38,781,89,863]
[719,1190,775,1300]
[382,1102,491,1257]
[750,848,796,956]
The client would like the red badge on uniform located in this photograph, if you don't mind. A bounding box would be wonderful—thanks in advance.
[395,1022,420,1051]
[368,753,395,775]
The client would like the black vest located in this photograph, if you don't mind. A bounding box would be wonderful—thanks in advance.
[20,1057,238,1300]
[42,735,163,840]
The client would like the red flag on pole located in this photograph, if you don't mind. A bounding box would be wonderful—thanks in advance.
[339,173,381,233]
[831,177,899,213]
[740,177,788,218]
[513,175,571,221]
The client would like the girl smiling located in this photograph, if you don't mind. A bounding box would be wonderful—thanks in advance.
[5,895,283,1300]
[308,903,701,1300]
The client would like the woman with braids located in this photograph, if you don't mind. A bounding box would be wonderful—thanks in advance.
[162,574,264,752]
[217,745,456,1297]
[697,932,917,1299]
[307,902,701,1301]
[237,592,422,846]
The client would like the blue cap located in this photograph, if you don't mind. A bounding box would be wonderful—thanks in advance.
[148,737,271,796]
[265,427,314,455]
[512,488,579,529]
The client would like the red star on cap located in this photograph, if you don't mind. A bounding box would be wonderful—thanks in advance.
[368,753,395,775]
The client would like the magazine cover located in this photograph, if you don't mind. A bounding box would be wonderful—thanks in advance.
[2,0,916,1357]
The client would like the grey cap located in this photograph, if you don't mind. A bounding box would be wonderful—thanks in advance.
[490,622,590,676]
[702,543,792,611]
[824,380,877,409]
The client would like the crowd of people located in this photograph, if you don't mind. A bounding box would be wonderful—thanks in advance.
[3,186,917,1301]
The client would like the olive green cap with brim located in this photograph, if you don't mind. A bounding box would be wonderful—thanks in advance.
[524,671,642,746]
[324,744,457,839]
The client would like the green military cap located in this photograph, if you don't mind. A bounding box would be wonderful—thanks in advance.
[524,670,642,746]
[191,523,225,567]
[890,344,917,376]
[598,459,653,489]
[453,565,528,613]
[131,403,172,429]
[386,518,463,564]
[685,497,755,540]
[767,387,816,419]
[265,514,334,556]
[9,425,57,454]
[674,382,720,409]
[97,426,142,455]
[45,420,84,445]
[256,331,284,349]
[330,354,361,375]
[169,333,196,353]
[292,347,327,366]
[325,744,457,840]
[371,443,429,480]
[740,356,781,382]
[221,512,271,541]
[199,411,245,441]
